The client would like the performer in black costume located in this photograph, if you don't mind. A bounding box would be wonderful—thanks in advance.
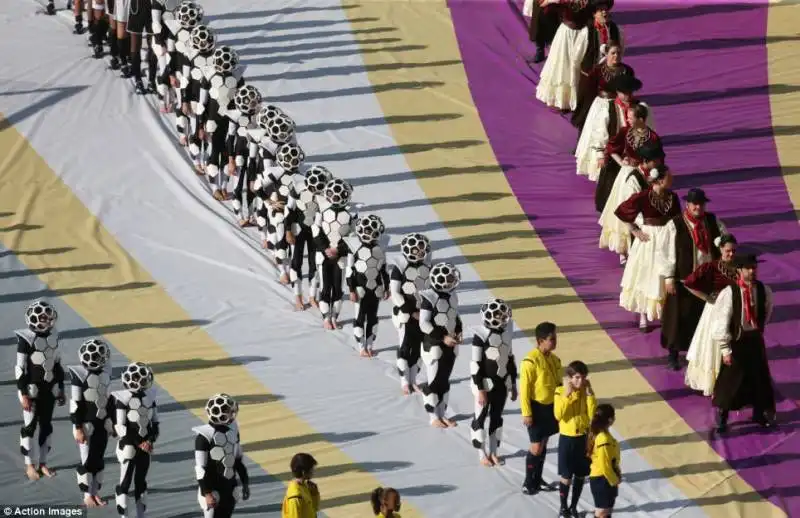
[165,1,204,147]
[113,362,159,518]
[291,165,333,310]
[185,24,217,173]
[14,299,66,481]
[419,262,463,428]
[150,0,180,110]
[470,298,517,467]
[194,394,251,518]
[312,177,355,330]
[70,338,114,507]
[346,214,390,357]
[389,232,432,395]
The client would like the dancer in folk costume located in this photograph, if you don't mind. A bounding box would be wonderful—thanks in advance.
[346,215,390,357]
[661,188,727,371]
[254,142,305,283]
[597,142,666,265]
[470,298,517,467]
[595,102,660,214]
[150,0,181,112]
[712,254,776,432]
[312,178,356,330]
[576,73,642,182]
[194,394,251,518]
[199,45,248,200]
[112,362,159,518]
[15,300,66,481]
[571,0,624,131]
[419,262,463,428]
[534,0,595,111]
[290,165,333,310]
[525,0,560,63]
[125,0,156,94]
[89,0,113,60]
[614,167,681,331]
[390,233,432,395]
[70,339,114,507]
[166,1,204,147]
[184,24,217,173]
[684,234,738,396]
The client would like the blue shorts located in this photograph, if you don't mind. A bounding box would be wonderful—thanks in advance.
[526,401,558,443]
[558,434,590,478]
[590,476,618,510]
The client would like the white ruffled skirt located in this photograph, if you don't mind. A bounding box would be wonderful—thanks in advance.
[575,97,611,181]
[535,24,588,110]
[619,223,670,320]
[597,165,637,254]
[685,300,721,396]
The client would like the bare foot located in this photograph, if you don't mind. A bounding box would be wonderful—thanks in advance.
[431,420,448,429]
[402,386,410,396]
[238,219,251,228]
[39,465,56,478]
[279,273,290,285]
[323,320,334,330]
[333,319,342,329]
[294,298,306,311]
[94,495,107,506]
[480,457,494,467]
[367,349,375,358]
[84,495,98,508]
[490,454,504,466]
[194,165,205,176]
[261,240,269,249]
[442,418,457,428]
[359,349,369,358]
[309,297,319,308]
[159,104,169,114]
[212,190,224,201]
[412,384,421,393]
[179,136,187,146]
[25,465,40,481]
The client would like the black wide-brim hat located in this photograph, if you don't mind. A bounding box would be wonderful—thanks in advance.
[610,74,643,94]
[637,141,665,162]
[683,188,710,204]
[591,0,615,11]
[733,253,761,269]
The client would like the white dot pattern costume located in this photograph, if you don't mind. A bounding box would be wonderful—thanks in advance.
[390,255,431,390]
[312,193,354,322]
[193,421,249,518]
[345,221,390,352]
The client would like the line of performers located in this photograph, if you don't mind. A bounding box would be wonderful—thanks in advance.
[525,0,778,433]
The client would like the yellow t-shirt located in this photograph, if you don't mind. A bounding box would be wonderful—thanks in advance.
[520,348,563,416]
[377,514,402,518]
[282,480,320,518]
[554,386,597,437]
[590,431,621,486]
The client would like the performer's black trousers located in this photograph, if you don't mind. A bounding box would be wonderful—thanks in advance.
[20,386,56,461]
[471,385,507,448]
[397,317,422,366]
[78,425,109,493]
[291,225,316,280]
[116,447,151,507]
[209,482,237,518]
[354,290,380,345]
[319,258,344,307]
[422,346,456,414]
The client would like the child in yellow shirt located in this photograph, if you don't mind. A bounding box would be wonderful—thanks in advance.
[519,322,562,495]
[588,404,620,518]
[555,361,596,517]
[282,453,320,518]
[370,486,401,517]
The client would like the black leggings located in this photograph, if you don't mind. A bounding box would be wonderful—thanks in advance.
[20,387,56,465]
[291,225,316,281]
[471,385,507,450]
[421,347,456,417]
[116,446,151,515]
[319,257,344,319]
[77,425,109,495]
[353,289,380,348]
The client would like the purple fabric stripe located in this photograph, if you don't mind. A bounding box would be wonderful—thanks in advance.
[447,0,800,513]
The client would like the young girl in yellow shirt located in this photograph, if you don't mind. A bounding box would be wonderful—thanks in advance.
[587,404,620,518]
[371,486,401,517]
[282,453,320,518]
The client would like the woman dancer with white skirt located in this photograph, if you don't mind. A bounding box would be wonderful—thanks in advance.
[614,167,681,331]
[534,0,593,111]
[684,234,739,396]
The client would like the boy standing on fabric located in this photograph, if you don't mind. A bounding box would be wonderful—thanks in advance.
[554,361,596,517]
[520,322,563,495]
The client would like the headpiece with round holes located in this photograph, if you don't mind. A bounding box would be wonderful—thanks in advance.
[480,298,512,331]
[304,165,333,194]
[25,300,58,333]
[256,104,285,130]
[176,1,203,29]
[356,215,385,244]
[234,85,262,115]
[429,262,461,292]
[212,46,239,75]
[400,233,431,263]
[267,113,295,144]
[79,338,111,371]
[190,24,215,53]
[276,142,305,171]
[205,393,238,425]
[323,178,353,208]
[121,362,154,392]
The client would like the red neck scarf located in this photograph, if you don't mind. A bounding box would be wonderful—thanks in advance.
[614,99,631,127]
[683,210,709,254]
[738,278,758,329]
[595,22,609,44]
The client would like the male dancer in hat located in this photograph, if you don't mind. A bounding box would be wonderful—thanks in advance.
[661,188,727,370]
[711,254,776,432]
[527,0,560,64]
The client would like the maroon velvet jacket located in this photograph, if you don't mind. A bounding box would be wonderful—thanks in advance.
[614,188,681,227]
[604,126,661,166]
[555,0,591,29]
[683,260,737,296]
[585,64,634,96]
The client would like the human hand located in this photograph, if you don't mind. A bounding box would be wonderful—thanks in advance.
[21,395,32,412]
[182,103,191,116]
[204,493,216,509]
[665,279,676,295]
[477,390,488,407]
[325,247,338,259]
[633,229,650,242]
[523,416,534,427]
[57,391,66,406]
[597,157,607,168]
[412,312,420,320]
[382,291,390,301]
[285,231,295,245]
[74,428,86,444]
[722,354,732,366]
[170,76,179,89]
[443,336,457,347]
[510,386,518,402]
[242,485,250,501]
[349,293,358,303]
[139,441,153,453]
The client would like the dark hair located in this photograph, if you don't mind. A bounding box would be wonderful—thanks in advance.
[565,361,589,378]
[630,103,649,122]
[371,487,401,515]
[648,163,669,182]
[586,404,616,457]
[290,453,318,479]
[606,40,622,52]
[717,234,737,248]
[534,322,557,343]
